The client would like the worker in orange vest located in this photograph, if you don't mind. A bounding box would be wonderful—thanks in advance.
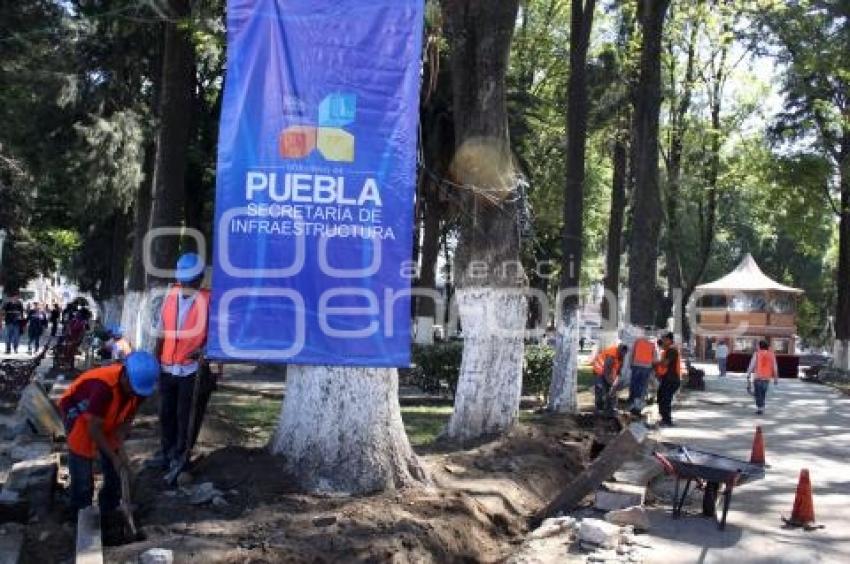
[746,340,779,415]
[150,252,213,473]
[653,332,681,427]
[59,351,159,514]
[627,334,657,416]
[592,344,628,417]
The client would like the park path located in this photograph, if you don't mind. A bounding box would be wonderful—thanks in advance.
[642,363,850,564]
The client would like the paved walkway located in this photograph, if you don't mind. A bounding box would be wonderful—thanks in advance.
[644,363,850,564]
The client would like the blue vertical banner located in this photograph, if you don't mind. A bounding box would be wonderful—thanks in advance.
[207,0,424,366]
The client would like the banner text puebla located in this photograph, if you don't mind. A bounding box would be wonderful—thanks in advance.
[208,0,424,366]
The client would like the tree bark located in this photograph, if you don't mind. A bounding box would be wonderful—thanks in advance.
[416,190,442,320]
[548,0,596,414]
[147,0,195,285]
[446,288,526,440]
[442,0,526,441]
[834,136,850,368]
[270,366,429,493]
[662,10,700,308]
[602,134,628,325]
[627,0,671,327]
[122,141,155,349]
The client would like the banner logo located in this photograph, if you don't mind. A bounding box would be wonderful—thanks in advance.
[279,93,356,163]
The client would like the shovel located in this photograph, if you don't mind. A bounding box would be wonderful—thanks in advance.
[118,465,138,538]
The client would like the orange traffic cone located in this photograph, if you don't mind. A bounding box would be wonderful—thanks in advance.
[750,426,765,464]
[782,469,822,529]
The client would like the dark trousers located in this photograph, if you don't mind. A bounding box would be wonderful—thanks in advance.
[754,379,769,409]
[657,376,681,424]
[159,371,198,463]
[594,378,616,416]
[68,451,121,513]
[28,331,42,352]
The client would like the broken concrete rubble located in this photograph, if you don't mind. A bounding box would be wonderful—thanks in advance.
[605,506,651,532]
[594,483,646,511]
[139,547,174,564]
[528,516,577,539]
[578,518,621,548]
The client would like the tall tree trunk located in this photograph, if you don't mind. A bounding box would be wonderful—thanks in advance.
[548,0,596,414]
[627,0,671,327]
[442,0,526,442]
[662,10,699,312]
[834,138,850,369]
[271,5,430,494]
[271,366,429,493]
[147,0,195,286]
[602,134,628,324]
[415,189,442,316]
[122,142,155,349]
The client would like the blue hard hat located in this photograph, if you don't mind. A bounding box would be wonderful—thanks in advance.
[124,351,159,397]
[175,252,204,283]
[107,324,124,338]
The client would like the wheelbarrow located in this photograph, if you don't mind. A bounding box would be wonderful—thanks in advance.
[654,443,765,530]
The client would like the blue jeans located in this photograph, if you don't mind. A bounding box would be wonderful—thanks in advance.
[629,366,651,410]
[718,358,727,377]
[753,379,770,409]
[68,451,121,513]
[4,324,20,353]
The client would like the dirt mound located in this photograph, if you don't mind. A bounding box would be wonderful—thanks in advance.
[105,413,594,563]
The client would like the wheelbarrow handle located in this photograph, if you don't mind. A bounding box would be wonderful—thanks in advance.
[653,451,676,475]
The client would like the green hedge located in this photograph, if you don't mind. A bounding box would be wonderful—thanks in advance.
[410,342,556,400]
[410,342,463,395]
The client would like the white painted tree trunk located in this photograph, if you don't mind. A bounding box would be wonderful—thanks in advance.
[98,297,124,327]
[548,307,579,414]
[833,339,850,371]
[270,365,429,494]
[445,288,526,442]
[120,290,163,352]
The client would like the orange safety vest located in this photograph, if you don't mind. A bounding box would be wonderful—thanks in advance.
[160,285,209,366]
[60,364,141,459]
[632,338,655,368]
[593,345,622,382]
[754,350,776,379]
[655,346,683,379]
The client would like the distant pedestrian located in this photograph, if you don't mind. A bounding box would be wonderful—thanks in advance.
[26,303,48,354]
[653,332,681,427]
[3,293,24,354]
[592,343,628,417]
[746,340,778,415]
[50,303,61,337]
[716,340,729,377]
